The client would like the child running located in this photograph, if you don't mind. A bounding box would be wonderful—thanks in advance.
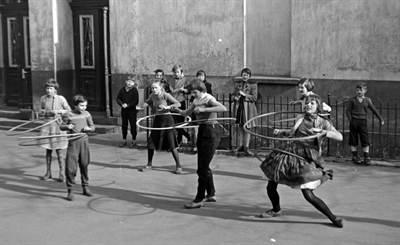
[38,78,71,182]
[173,79,227,208]
[289,78,331,112]
[139,80,183,174]
[259,94,344,228]
[346,82,384,164]
[60,95,95,201]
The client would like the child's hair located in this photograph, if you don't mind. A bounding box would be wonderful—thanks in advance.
[241,68,252,77]
[188,78,207,93]
[154,69,164,75]
[305,93,323,113]
[127,75,136,81]
[196,70,207,79]
[172,65,183,73]
[72,94,87,106]
[356,82,367,90]
[44,78,59,90]
[298,78,315,91]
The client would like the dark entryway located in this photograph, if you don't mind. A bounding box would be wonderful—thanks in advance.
[0,0,32,108]
[71,0,110,112]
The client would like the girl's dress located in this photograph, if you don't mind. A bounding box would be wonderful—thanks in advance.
[146,92,180,151]
[233,80,258,127]
[260,114,336,189]
[38,95,71,150]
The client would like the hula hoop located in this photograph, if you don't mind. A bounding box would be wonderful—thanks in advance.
[18,132,85,140]
[136,113,192,131]
[6,118,61,136]
[173,117,236,127]
[18,134,86,146]
[243,111,326,141]
[271,113,330,124]
[253,147,307,162]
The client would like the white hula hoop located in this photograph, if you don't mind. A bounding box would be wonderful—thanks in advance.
[243,111,326,141]
[136,113,192,131]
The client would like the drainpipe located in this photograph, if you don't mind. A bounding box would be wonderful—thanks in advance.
[103,7,110,117]
[243,0,246,68]
[52,0,58,80]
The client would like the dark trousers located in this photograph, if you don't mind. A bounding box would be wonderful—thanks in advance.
[194,124,221,202]
[121,109,137,140]
[66,136,90,190]
[349,118,370,147]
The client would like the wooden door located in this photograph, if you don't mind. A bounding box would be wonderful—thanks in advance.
[1,7,32,108]
[72,8,105,111]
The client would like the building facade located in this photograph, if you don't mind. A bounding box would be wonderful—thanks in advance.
[0,0,399,116]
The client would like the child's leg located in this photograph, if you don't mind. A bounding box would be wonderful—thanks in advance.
[236,126,244,151]
[120,111,128,146]
[42,149,53,180]
[78,138,92,196]
[129,110,137,141]
[147,149,154,167]
[171,148,181,169]
[65,142,78,191]
[193,125,220,202]
[55,149,65,182]
[301,189,343,227]
[267,181,281,212]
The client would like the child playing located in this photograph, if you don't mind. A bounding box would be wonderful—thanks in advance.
[168,65,191,145]
[38,78,71,182]
[189,70,213,153]
[232,68,258,155]
[139,80,183,174]
[260,94,344,228]
[60,95,95,201]
[116,76,139,148]
[289,78,331,112]
[173,79,227,208]
[346,82,384,165]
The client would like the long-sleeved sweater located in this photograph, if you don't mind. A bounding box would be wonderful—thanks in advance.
[60,110,95,134]
[116,87,139,110]
[346,96,383,122]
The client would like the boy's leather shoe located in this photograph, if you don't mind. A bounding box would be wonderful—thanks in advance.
[119,141,127,147]
[184,201,204,209]
[352,156,362,164]
[204,195,216,202]
[67,190,74,201]
[42,172,51,180]
[364,157,372,165]
[83,187,93,197]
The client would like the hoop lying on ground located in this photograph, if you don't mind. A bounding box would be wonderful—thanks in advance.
[136,113,192,131]
[243,111,326,141]
[18,133,86,146]
[6,118,61,136]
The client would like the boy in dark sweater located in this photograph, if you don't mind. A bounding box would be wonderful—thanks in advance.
[60,95,95,201]
[346,82,384,165]
[116,76,139,148]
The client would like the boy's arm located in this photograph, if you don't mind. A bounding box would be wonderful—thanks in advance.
[367,98,384,124]
[59,113,71,131]
[127,88,139,108]
[116,89,124,106]
[175,103,195,117]
[201,97,227,113]
[84,113,95,132]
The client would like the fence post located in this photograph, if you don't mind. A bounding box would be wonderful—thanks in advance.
[229,93,233,150]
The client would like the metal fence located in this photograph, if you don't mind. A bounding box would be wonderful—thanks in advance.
[143,89,399,160]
